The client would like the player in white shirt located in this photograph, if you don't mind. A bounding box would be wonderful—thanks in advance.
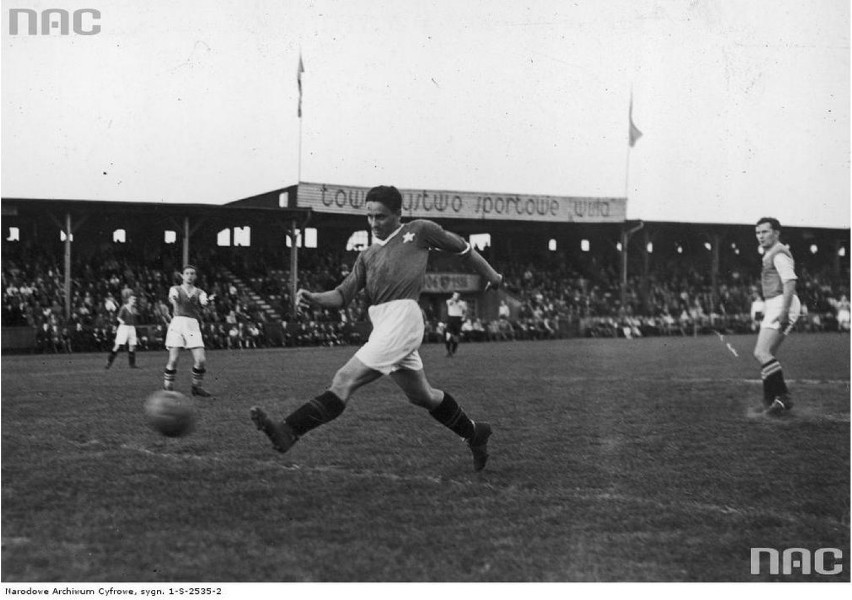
[250,185,504,471]
[163,265,215,397]
[834,295,850,332]
[445,292,467,357]
[753,218,800,416]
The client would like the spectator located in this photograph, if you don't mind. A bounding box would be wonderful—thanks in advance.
[498,300,510,320]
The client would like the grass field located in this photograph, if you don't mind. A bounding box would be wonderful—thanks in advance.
[2,333,849,582]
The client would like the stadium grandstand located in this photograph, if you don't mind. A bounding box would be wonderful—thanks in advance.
[2,184,849,354]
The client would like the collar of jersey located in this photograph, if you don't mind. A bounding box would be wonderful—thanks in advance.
[372,224,404,247]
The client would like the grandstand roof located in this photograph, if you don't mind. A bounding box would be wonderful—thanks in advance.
[2,197,311,224]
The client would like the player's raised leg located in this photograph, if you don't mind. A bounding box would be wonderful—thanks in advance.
[389,367,492,471]
[250,355,381,453]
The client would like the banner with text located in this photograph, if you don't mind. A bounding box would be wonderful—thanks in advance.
[422,273,482,293]
[298,182,626,223]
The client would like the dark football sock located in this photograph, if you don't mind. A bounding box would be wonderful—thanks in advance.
[429,391,475,440]
[285,390,347,437]
[107,350,118,365]
[128,351,136,367]
[163,368,176,388]
[191,366,205,387]
[761,359,788,400]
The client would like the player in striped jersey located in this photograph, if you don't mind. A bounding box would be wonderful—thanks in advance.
[105,294,140,369]
[753,217,801,416]
[251,185,504,471]
[163,265,215,397]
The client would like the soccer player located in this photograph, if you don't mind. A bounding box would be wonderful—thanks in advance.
[833,295,850,332]
[163,265,215,397]
[106,294,140,369]
[498,299,510,320]
[250,185,503,471]
[445,291,467,356]
[753,217,801,416]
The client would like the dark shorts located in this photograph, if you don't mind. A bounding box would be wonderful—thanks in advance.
[447,316,463,336]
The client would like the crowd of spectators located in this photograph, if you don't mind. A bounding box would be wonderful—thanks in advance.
[2,246,276,353]
[489,250,850,340]
[3,243,849,354]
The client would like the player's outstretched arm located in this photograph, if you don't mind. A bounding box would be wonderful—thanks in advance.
[297,288,345,309]
[462,247,503,290]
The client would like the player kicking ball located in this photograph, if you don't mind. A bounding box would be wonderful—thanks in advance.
[250,185,503,471]
[753,217,800,417]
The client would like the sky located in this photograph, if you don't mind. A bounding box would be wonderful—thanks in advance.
[0,0,849,228]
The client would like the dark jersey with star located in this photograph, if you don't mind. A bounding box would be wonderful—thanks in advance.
[335,219,469,306]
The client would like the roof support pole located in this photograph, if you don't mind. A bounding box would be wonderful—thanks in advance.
[64,212,72,322]
[289,219,299,319]
[182,217,190,267]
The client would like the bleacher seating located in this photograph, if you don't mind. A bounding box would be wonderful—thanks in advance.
[3,244,849,353]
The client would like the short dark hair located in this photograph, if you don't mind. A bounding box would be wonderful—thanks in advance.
[182,264,198,272]
[756,217,781,231]
[365,185,402,214]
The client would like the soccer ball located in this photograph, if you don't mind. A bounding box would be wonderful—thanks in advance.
[144,390,195,437]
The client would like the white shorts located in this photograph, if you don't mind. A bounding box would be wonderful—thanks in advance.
[166,316,205,349]
[114,324,137,347]
[355,299,424,375]
[761,295,801,334]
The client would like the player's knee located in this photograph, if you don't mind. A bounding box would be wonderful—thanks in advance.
[405,392,431,408]
[753,347,772,363]
[330,371,357,401]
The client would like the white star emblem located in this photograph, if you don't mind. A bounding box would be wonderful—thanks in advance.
[403,232,415,243]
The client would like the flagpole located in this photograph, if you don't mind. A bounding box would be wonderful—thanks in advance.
[298,102,303,185]
[621,84,643,309]
[624,134,632,200]
[621,90,632,309]
[624,84,634,200]
[291,50,304,322]
[297,49,303,186]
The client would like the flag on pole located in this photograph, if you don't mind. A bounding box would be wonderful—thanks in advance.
[628,93,642,147]
[297,53,305,118]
